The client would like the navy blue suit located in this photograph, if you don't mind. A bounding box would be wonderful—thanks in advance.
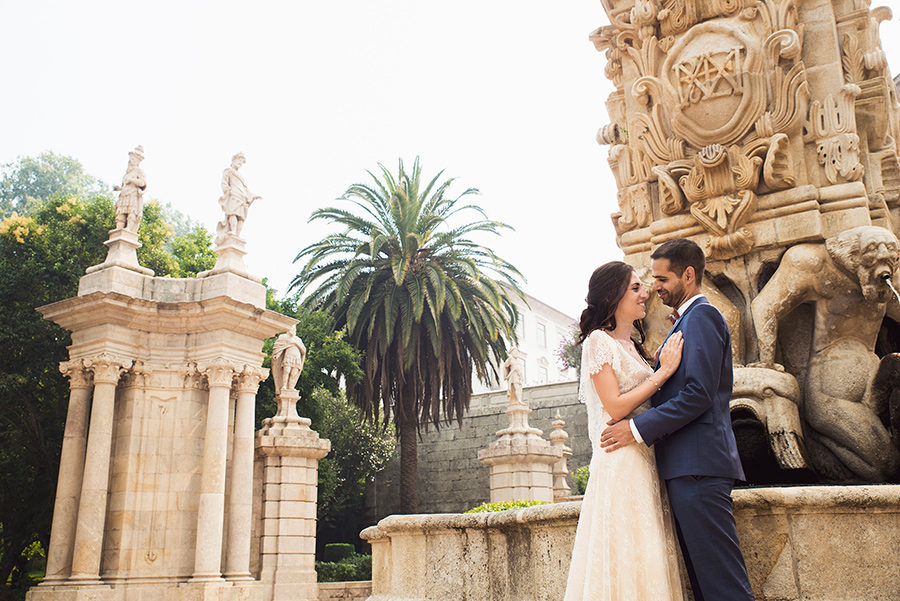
[632,296,754,601]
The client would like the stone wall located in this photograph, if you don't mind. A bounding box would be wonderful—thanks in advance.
[318,581,372,601]
[362,485,900,601]
[367,381,584,521]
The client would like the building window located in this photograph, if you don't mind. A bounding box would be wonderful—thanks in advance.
[536,322,547,348]
[538,365,549,383]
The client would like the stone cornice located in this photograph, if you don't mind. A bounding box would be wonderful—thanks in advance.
[37,291,296,339]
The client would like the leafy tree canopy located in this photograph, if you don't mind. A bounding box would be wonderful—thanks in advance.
[0,152,108,218]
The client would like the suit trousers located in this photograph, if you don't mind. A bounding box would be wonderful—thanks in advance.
[666,476,755,601]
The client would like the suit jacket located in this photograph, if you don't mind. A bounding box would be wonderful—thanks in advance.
[632,296,745,481]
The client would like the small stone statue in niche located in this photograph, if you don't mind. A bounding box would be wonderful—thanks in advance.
[216,152,261,243]
[751,225,900,482]
[271,325,307,395]
[502,347,525,404]
[113,146,147,233]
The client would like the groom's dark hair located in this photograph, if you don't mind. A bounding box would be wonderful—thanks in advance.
[651,239,705,286]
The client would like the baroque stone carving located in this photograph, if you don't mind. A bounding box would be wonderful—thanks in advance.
[750,226,900,481]
[805,84,865,185]
[731,367,808,471]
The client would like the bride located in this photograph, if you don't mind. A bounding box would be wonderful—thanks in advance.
[563,261,686,601]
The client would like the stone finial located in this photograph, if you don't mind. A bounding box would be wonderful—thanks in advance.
[550,410,573,499]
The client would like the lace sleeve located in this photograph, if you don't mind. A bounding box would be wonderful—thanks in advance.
[583,329,619,376]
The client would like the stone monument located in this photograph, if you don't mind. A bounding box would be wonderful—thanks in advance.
[478,348,561,502]
[593,0,900,483]
[29,149,329,601]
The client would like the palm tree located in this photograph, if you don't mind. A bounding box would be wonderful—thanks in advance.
[291,158,523,513]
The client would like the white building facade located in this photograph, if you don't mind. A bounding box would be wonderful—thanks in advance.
[473,289,578,393]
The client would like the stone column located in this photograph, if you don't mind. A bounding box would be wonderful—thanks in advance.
[69,353,131,582]
[224,365,268,581]
[256,393,330,601]
[42,360,93,583]
[191,358,236,581]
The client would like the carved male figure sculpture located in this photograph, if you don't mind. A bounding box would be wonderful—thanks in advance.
[216,152,260,242]
[113,146,146,233]
[502,347,525,404]
[751,225,900,481]
[271,325,307,395]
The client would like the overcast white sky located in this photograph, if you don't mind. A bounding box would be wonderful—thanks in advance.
[3,2,900,319]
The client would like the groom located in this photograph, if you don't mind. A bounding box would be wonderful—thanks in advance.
[600,238,754,601]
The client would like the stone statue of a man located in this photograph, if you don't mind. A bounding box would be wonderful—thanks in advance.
[502,347,525,404]
[271,325,307,394]
[113,146,147,233]
[216,152,261,243]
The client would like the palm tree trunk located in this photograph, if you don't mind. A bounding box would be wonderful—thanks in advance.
[398,420,419,513]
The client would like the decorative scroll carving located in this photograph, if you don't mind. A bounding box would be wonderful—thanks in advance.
[234,365,269,394]
[83,352,133,385]
[680,143,762,259]
[60,359,92,389]
[805,84,865,184]
[200,358,237,389]
[617,183,654,232]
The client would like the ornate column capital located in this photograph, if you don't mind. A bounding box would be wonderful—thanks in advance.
[199,357,238,389]
[60,359,92,389]
[83,352,133,385]
[234,364,269,394]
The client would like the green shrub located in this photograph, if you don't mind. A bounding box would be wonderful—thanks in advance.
[465,500,547,513]
[316,553,372,582]
[572,465,590,495]
[322,542,355,562]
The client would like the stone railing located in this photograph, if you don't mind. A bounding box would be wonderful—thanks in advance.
[361,485,900,601]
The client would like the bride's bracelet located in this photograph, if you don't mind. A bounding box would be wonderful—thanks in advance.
[647,376,661,390]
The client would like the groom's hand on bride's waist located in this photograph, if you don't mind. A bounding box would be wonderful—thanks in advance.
[600,419,635,452]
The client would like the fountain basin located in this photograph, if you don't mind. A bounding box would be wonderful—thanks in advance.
[361,485,900,601]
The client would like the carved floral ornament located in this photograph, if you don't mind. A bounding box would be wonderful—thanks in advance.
[594,1,812,259]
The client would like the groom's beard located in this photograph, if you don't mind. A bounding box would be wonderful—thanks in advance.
[658,281,686,308]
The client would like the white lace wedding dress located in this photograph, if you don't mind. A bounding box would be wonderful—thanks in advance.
[563,329,685,601]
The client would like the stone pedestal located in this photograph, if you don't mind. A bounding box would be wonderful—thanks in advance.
[477,400,561,503]
[256,403,331,601]
[199,233,260,283]
[86,228,154,276]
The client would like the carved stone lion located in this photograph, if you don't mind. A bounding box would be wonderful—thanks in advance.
[751,225,900,481]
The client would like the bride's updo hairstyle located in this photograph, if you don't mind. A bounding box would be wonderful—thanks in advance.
[577,261,649,360]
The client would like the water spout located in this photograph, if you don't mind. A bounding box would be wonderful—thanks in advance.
[881,273,900,305]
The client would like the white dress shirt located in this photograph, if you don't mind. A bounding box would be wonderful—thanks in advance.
[629,293,704,444]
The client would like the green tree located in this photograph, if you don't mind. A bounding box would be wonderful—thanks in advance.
[291,158,523,512]
[312,388,395,553]
[170,226,216,277]
[0,194,113,595]
[0,152,107,217]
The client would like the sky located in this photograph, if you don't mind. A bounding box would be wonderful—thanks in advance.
[3,2,900,319]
